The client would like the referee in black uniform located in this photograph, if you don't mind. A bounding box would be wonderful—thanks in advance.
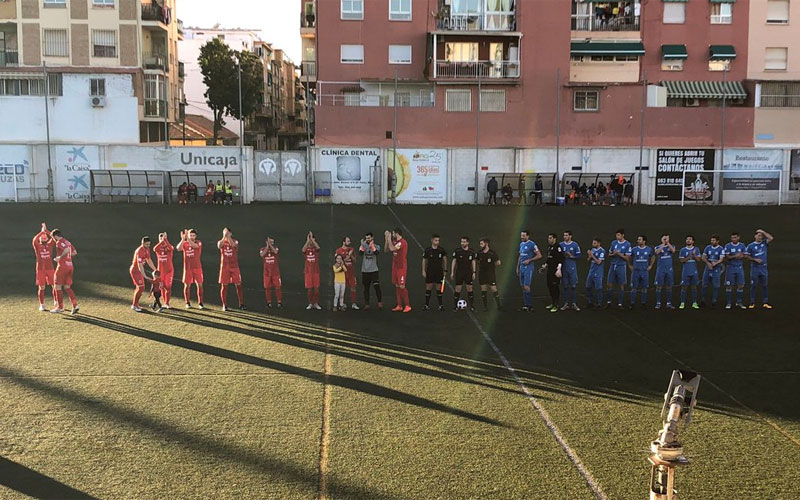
[422,234,447,310]
[477,238,502,311]
[541,233,564,313]
[451,236,477,311]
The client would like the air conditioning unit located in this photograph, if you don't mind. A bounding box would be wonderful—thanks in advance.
[91,96,106,108]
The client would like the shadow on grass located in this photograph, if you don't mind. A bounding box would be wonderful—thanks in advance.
[0,456,99,499]
[70,314,506,427]
[0,366,403,500]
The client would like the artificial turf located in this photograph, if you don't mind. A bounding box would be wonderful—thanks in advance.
[1,203,798,500]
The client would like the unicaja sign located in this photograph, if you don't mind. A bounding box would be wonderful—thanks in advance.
[180,152,239,169]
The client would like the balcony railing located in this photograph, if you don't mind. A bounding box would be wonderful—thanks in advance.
[301,61,316,78]
[144,99,166,118]
[0,49,19,67]
[143,52,167,70]
[434,60,520,80]
[435,12,516,31]
[571,14,639,31]
[300,12,316,29]
[318,94,435,108]
[141,2,168,24]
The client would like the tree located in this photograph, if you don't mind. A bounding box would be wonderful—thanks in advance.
[198,38,264,144]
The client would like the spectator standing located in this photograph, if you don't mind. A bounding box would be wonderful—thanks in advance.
[224,180,234,205]
[205,182,215,203]
[486,176,499,205]
[533,175,544,205]
[609,177,620,205]
[214,180,224,204]
[624,180,634,205]
[517,176,527,205]
[615,177,624,204]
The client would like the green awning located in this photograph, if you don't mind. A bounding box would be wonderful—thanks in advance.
[662,80,747,99]
[710,0,736,3]
[709,45,736,59]
[662,44,688,59]
[570,42,645,55]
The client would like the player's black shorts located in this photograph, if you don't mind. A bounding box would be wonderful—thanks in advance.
[479,272,497,286]
[454,268,473,285]
[362,271,380,286]
[426,271,444,285]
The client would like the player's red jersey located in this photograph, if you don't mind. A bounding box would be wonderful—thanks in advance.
[304,247,320,275]
[150,276,163,292]
[55,238,75,269]
[32,232,55,272]
[131,245,150,272]
[335,246,355,269]
[153,240,174,273]
[178,240,203,269]
[391,237,408,271]
[219,240,240,269]
[261,247,281,276]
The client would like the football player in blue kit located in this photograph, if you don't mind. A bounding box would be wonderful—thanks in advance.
[746,229,774,309]
[606,229,631,309]
[559,230,581,311]
[723,232,748,309]
[701,234,725,308]
[653,234,676,310]
[678,235,701,310]
[585,238,606,309]
[516,230,542,311]
[629,235,654,310]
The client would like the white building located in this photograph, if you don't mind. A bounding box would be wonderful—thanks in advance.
[180,28,262,143]
[0,71,139,143]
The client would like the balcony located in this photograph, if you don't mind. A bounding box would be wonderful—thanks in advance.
[0,49,18,67]
[571,1,640,33]
[433,0,516,32]
[178,61,184,78]
[177,19,184,38]
[431,60,520,81]
[143,52,167,70]
[571,14,639,32]
[141,1,169,25]
[318,94,434,108]
[144,99,166,118]
[301,61,316,80]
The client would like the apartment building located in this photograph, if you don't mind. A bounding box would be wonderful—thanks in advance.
[748,0,800,145]
[307,0,788,153]
[0,0,182,144]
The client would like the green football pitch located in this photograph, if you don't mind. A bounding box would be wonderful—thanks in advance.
[1,203,799,500]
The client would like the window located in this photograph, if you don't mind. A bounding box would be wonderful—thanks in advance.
[445,42,478,62]
[480,90,505,112]
[92,30,117,58]
[760,81,800,107]
[663,3,685,24]
[708,59,731,71]
[144,74,166,117]
[766,0,790,23]
[389,45,412,64]
[42,29,69,57]
[445,89,471,112]
[341,0,363,20]
[0,74,62,96]
[340,44,364,64]
[43,0,66,7]
[90,78,105,96]
[574,90,599,111]
[395,92,411,106]
[661,59,684,71]
[343,91,360,106]
[588,55,639,62]
[711,3,732,24]
[93,0,115,6]
[389,0,411,20]
[765,47,788,70]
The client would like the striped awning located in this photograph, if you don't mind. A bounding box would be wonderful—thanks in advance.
[570,42,645,55]
[710,0,736,3]
[710,45,736,59]
[662,80,747,99]
[662,44,688,59]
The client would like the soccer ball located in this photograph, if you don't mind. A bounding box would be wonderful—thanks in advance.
[456,299,468,310]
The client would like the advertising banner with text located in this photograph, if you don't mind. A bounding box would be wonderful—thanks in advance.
[655,149,714,201]
[0,145,31,202]
[54,145,99,202]
[722,149,783,190]
[391,149,447,204]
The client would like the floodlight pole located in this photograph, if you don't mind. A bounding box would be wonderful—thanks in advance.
[392,69,398,203]
[720,66,727,204]
[238,60,245,205]
[474,70,481,204]
[555,67,561,200]
[43,61,53,202]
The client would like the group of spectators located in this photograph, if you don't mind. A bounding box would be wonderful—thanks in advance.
[487,175,545,206]
[487,174,635,206]
[177,180,235,205]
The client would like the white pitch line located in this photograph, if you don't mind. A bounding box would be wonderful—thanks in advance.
[387,206,608,500]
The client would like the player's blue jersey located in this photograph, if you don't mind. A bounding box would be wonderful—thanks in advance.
[559,241,581,272]
[654,244,674,272]
[703,245,724,266]
[746,241,768,268]
[588,247,606,275]
[679,246,700,275]
[724,242,747,268]
[519,240,538,268]
[631,246,653,271]
[609,239,631,266]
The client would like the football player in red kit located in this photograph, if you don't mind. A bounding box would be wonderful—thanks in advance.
[260,236,282,308]
[130,236,156,312]
[385,228,411,313]
[152,232,174,308]
[218,227,245,311]
[334,236,359,310]
[32,223,56,311]
[50,229,79,314]
[302,231,322,310]
[178,228,204,309]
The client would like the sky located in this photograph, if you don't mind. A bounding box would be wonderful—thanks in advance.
[178,0,302,63]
